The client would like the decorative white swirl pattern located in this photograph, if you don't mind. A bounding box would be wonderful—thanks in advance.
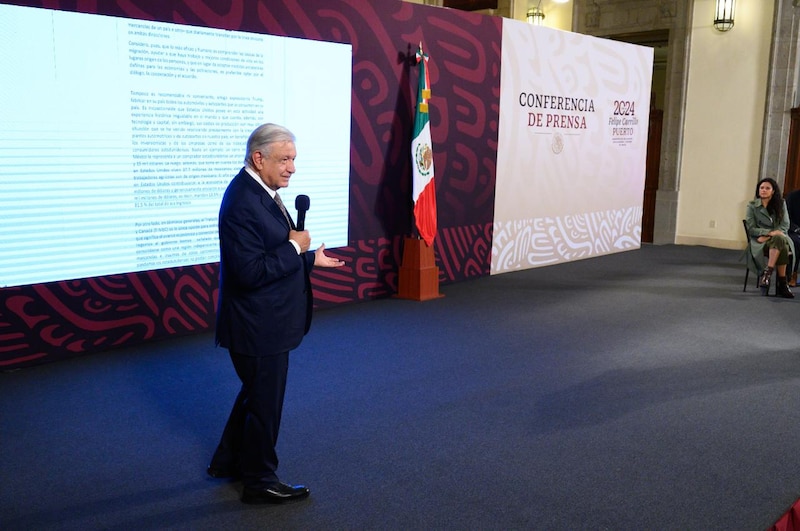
[491,206,642,273]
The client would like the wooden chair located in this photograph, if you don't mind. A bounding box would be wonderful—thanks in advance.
[742,219,760,292]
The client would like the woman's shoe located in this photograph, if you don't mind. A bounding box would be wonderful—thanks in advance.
[759,266,774,295]
[777,276,795,299]
[790,272,798,287]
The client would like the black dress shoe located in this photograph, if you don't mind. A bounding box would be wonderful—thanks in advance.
[241,482,310,504]
[207,464,239,479]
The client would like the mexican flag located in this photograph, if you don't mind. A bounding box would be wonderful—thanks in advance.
[411,42,437,247]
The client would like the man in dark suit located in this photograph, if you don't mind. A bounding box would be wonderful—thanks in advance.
[208,123,344,504]
[785,188,800,286]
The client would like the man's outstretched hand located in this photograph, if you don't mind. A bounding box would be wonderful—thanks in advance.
[314,244,345,268]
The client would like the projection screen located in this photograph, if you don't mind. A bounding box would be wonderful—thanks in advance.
[0,4,352,288]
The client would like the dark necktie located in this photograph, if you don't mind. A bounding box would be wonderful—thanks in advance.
[273,192,291,225]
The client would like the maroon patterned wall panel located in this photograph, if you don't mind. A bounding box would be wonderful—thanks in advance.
[0,0,500,369]
[0,265,218,368]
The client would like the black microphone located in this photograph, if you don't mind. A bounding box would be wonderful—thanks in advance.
[295,194,310,230]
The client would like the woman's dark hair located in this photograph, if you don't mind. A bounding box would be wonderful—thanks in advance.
[755,177,785,223]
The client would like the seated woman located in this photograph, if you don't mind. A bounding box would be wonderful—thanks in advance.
[745,177,795,298]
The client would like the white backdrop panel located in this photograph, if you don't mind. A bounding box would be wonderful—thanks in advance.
[492,21,653,274]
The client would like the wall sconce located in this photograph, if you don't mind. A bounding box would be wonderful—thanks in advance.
[714,0,735,32]
[527,2,545,26]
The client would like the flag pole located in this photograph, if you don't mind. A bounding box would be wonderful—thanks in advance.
[396,41,443,301]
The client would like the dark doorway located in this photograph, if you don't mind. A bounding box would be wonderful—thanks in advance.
[608,30,669,243]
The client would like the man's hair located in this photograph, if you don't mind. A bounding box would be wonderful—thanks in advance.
[245,123,296,165]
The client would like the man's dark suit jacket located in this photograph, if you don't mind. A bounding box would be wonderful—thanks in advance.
[215,167,314,357]
[786,189,800,233]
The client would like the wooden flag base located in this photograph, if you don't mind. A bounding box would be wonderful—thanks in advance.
[395,237,444,301]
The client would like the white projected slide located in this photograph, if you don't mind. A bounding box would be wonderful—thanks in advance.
[492,21,653,274]
[0,4,352,288]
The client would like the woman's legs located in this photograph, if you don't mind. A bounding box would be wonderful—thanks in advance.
[760,248,778,291]
[767,249,788,277]
[767,247,779,268]
[763,237,794,298]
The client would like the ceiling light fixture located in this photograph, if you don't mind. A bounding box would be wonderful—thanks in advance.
[526,1,545,26]
[714,0,735,32]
